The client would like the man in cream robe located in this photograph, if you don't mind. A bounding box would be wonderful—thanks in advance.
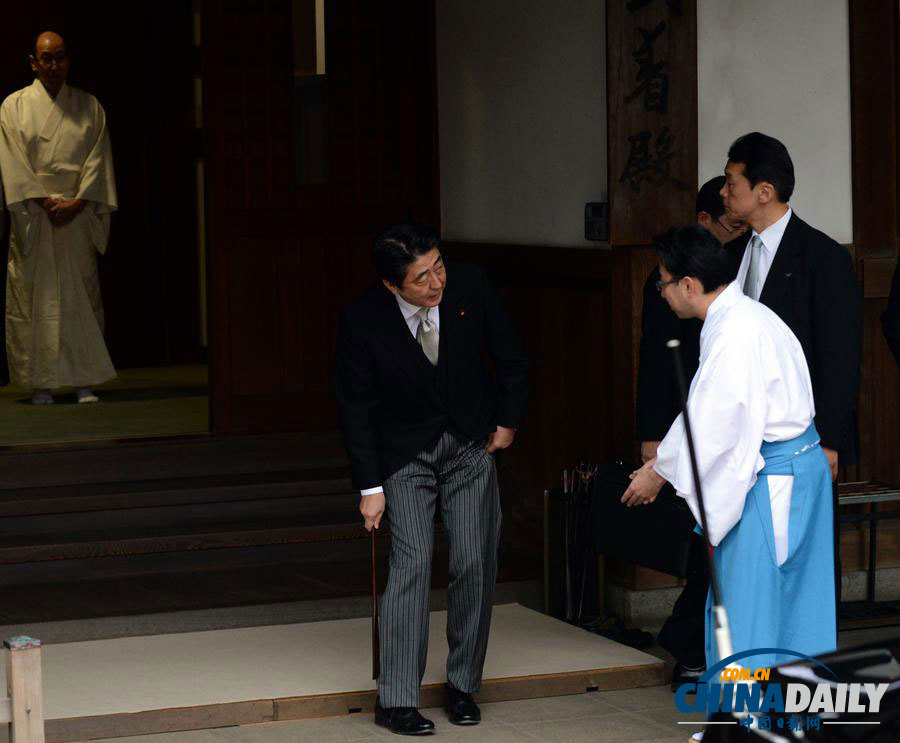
[0,31,117,404]
[0,181,7,386]
[623,225,836,673]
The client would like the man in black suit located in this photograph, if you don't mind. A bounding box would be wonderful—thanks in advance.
[637,177,746,692]
[334,223,528,735]
[720,132,863,624]
[636,176,745,462]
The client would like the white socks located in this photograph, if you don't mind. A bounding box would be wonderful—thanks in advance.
[76,388,99,404]
[31,389,100,404]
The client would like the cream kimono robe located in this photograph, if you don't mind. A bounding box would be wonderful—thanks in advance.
[0,79,117,389]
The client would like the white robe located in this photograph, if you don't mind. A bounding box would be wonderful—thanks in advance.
[0,79,117,389]
[654,281,815,557]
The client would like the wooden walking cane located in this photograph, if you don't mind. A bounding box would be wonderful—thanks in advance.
[371,528,380,680]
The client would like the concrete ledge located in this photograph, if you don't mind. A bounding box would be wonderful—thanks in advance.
[606,567,900,630]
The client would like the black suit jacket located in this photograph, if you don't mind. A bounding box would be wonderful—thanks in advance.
[882,262,900,369]
[334,262,528,490]
[635,267,702,441]
[726,212,863,465]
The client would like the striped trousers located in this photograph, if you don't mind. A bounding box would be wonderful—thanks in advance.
[378,430,501,708]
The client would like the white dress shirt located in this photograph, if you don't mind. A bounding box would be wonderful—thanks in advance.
[654,282,815,560]
[735,206,792,299]
[395,293,441,337]
[360,295,442,496]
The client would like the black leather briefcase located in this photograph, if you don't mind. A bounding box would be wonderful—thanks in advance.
[591,461,696,578]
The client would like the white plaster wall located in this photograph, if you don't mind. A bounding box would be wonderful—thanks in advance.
[436,0,606,247]
[697,0,853,243]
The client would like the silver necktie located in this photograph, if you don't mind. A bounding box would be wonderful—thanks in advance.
[742,235,763,300]
[416,307,439,366]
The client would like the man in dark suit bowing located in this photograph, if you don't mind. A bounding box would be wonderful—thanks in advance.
[720,132,863,621]
[334,223,528,735]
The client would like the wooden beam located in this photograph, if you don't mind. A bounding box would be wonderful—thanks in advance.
[850,1,900,486]
[607,0,698,245]
[850,0,898,259]
[5,637,45,743]
[606,0,698,585]
[43,665,665,742]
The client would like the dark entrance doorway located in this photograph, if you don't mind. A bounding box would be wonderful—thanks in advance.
[0,0,444,623]
[202,0,439,434]
[0,3,207,445]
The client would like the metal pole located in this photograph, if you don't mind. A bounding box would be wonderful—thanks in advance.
[668,339,733,663]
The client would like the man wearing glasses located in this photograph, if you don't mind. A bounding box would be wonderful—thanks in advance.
[624,224,837,696]
[0,31,117,405]
[634,176,746,693]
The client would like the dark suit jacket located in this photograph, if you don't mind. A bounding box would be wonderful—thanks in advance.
[726,212,863,465]
[882,262,900,368]
[635,267,702,441]
[334,262,528,490]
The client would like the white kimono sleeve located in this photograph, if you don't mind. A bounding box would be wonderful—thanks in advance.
[0,101,47,213]
[653,337,768,546]
[75,100,117,214]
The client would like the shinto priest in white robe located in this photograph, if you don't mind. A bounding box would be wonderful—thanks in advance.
[0,79,117,389]
[654,281,836,669]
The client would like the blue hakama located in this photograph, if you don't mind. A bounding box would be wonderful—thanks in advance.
[705,424,837,670]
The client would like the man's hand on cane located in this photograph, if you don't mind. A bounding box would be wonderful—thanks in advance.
[360,490,385,531]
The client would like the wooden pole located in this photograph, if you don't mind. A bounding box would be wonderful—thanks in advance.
[371,530,380,681]
[4,636,45,743]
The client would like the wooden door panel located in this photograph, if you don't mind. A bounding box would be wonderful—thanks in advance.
[226,239,282,395]
[203,0,437,433]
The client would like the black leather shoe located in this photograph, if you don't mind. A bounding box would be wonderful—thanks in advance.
[374,699,435,735]
[444,684,481,725]
[670,663,705,692]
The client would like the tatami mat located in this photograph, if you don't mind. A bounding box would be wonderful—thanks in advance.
[0,365,208,446]
[1,603,665,741]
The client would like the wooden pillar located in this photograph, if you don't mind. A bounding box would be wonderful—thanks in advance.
[606,0,698,462]
[850,0,900,486]
[3,637,45,743]
[605,0,698,589]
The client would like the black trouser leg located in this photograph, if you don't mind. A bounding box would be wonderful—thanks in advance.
[658,533,709,669]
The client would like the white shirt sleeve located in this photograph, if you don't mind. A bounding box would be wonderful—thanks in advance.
[360,486,383,496]
[654,337,767,546]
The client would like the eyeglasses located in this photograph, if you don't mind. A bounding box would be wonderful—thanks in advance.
[655,276,680,293]
[33,52,67,69]
[717,216,743,234]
